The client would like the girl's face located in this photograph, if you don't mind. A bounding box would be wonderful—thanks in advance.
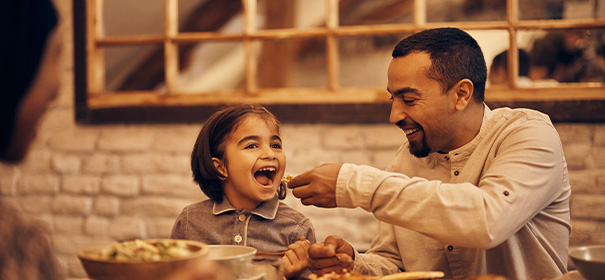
[213,115,286,210]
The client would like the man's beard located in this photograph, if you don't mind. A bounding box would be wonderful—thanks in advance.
[408,135,430,158]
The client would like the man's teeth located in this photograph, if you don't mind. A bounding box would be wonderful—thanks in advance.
[259,167,276,172]
[403,128,419,136]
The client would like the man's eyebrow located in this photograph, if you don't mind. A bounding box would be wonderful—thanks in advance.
[388,87,420,97]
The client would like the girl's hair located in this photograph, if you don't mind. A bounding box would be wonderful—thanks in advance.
[191,104,282,202]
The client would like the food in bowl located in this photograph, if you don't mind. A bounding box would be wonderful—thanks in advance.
[569,245,605,280]
[78,239,207,280]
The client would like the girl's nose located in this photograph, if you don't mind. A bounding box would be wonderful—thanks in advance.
[260,145,276,159]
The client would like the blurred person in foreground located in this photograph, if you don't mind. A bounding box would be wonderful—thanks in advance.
[289,27,570,279]
[0,1,224,279]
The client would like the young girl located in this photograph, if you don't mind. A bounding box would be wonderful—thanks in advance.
[171,104,315,279]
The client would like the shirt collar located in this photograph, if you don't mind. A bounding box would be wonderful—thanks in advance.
[212,195,280,220]
[447,103,493,158]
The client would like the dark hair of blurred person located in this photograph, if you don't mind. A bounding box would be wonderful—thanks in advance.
[0,0,64,279]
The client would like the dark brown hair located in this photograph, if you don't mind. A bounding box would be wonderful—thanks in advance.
[191,104,281,202]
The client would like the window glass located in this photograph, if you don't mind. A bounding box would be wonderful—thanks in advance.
[339,0,414,26]
[426,0,506,22]
[519,0,605,20]
[178,0,244,33]
[103,0,164,36]
[104,44,164,92]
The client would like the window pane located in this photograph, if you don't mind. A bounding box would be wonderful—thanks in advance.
[105,44,165,92]
[177,42,244,93]
[521,28,605,83]
[339,34,408,88]
[178,0,244,33]
[339,0,414,26]
[102,0,164,36]
[427,0,506,22]
[519,0,605,20]
[254,38,326,88]
[257,0,325,30]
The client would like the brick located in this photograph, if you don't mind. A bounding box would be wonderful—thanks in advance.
[19,148,52,172]
[562,142,591,170]
[47,128,98,152]
[144,217,178,238]
[17,174,60,195]
[364,125,404,149]
[53,215,84,235]
[570,219,605,246]
[93,196,120,217]
[20,196,53,213]
[590,146,605,168]
[570,194,605,220]
[120,154,189,174]
[152,125,198,153]
[594,125,605,146]
[52,153,82,173]
[51,195,93,215]
[98,127,154,152]
[82,154,118,174]
[120,197,190,218]
[108,217,147,240]
[281,125,322,151]
[286,149,343,175]
[101,175,140,197]
[555,124,592,145]
[323,125,366,149]
[62,175,101,195]
[341,151,373,167]
[84,216,109,237]
[141,175,202,198]
[568,170,600,194]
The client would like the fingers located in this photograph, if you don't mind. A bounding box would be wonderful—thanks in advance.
[307,236,355,274]
[282,239,312,278]
[288,170,312,189]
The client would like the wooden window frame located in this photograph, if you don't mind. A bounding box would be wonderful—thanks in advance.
[73,0,605,124]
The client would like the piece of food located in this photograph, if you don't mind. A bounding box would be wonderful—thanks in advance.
[281,175,293,185]
[308,269,444,280]
[86,239,199,262]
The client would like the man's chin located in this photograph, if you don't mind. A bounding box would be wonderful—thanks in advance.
[409,146,430,158]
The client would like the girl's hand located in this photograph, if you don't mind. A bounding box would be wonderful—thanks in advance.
[282,238,311,279]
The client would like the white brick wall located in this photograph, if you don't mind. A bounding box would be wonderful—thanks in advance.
[1,1,603,278]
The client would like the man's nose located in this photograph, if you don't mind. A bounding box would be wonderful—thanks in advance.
[389,102,406,125]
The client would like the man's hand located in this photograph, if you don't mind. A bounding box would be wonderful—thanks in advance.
[307,236,355,275]
[288,163,343,208]
[282,238,311,278]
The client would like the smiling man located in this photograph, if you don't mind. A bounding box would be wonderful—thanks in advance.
[289,28,571,279]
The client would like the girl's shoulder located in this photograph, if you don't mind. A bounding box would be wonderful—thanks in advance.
[276,201,311,223]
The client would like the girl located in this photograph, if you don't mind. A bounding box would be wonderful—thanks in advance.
[171,104,315,279]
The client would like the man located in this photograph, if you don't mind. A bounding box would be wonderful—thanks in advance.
[289,28,570,279]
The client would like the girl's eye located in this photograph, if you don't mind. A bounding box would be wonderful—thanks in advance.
[245,143,258,149]
[271,143,282,149]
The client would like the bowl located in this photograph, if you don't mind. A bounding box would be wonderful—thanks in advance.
[78,239,207,280]
[569,245,605,280]
[204,245,257,280]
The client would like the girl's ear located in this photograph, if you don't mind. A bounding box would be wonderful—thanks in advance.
[212,157,227,179]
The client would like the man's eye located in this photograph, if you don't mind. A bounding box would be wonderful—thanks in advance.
[403,99,416,105]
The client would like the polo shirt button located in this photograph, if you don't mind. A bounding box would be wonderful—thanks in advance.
[503,191,510,196]
[447,245,454,251]
[234,234,242,243]
[454,171,459,176]
[238,214,246,222]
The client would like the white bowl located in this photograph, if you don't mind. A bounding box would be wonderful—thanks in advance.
[569,245,605,280]
[205,245,257,279]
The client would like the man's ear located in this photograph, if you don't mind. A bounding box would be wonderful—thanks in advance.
[452,79,474,111]
[212,157,227,179]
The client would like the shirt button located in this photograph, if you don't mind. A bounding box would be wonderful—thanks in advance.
[238,214,246,222]
[447,245,454,251]
[234,234,242,243]
[454,171,459,176]
[444,156,450,161]
[503,191,510,196]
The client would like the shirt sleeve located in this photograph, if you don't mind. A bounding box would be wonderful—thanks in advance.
[335,118,568,250]
[170,208,187,240]
[353,221,403,275]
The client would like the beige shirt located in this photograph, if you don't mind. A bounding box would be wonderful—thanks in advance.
[336,105,571,279]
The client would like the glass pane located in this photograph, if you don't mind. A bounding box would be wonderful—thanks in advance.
[339,0,414,26]
[339,34,410,88]
[177,42,244,93]
[178,0,244,33]
[105,44,165,92]
[520,0,605,20]
[254,38,326,88]
[258,0,325,30]
[426,0,506,22]
[522,28,605,83]
[102,0,164,36]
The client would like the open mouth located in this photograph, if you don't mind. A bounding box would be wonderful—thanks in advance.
[254,167,276,187]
